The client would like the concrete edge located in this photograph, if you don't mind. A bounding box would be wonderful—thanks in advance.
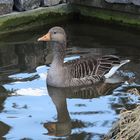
[72,4,140,28]
[0,4,73,34]
[0,3,140,35]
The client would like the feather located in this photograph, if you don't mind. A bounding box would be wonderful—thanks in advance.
[104,59,130,78]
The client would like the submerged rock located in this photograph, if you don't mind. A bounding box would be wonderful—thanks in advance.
[41,0,63,6]
[0,0,13,15]
[14,0,40,11]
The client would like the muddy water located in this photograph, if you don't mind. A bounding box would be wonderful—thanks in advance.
[0,22,140,140]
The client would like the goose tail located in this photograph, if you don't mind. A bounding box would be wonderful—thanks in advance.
[104,59,130,79]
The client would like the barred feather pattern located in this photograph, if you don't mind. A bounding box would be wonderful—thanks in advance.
[96,55,120,76]
[62,55,121,86]
[64,55,120,86]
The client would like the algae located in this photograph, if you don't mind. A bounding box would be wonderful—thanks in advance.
[0,3,140,34]
[0,4,73,34]
[73,4,140,28]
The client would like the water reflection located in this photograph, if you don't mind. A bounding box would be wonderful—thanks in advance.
[0,43,46,74]
[0,22,140,140]
[45,82,120,138]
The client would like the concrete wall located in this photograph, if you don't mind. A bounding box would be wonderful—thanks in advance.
[0,0,140,16]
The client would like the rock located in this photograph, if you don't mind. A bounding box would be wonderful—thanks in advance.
[133,0,140,6]
[14,0,40,11]
[41,0,62,6]
[0,0,13,15]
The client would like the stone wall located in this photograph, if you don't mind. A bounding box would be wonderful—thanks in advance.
[0,0,140,16]
[0,0,66,15]
[0,0,13,15]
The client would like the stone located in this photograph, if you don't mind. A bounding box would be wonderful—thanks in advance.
[0,0,13,15]
[132,0,140,6]
[41,0,62,6]
[14,0,40,11]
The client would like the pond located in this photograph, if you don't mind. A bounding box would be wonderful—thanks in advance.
[0,21,140,140]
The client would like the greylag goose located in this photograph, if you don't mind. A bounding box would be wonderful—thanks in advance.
[38,27,130,87]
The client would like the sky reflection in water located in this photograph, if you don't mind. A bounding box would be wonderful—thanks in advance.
[0,22,140,140]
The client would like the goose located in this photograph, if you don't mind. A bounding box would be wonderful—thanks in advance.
[38,26,130,87]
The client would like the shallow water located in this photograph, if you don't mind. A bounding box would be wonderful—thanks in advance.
[0,22,140,140]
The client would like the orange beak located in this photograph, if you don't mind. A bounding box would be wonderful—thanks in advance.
[38,32,51,41]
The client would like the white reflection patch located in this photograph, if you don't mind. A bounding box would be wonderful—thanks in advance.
[15,88,47,96]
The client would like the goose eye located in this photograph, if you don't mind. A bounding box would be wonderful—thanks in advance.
[53,31,57,34]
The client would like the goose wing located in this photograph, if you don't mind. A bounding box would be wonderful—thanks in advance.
[95,55,120,76]
[65,55,120,79]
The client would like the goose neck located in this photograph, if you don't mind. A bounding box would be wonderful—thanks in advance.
[51,42,66,66]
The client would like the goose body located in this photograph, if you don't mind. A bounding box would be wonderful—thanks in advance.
[38,27,130,87]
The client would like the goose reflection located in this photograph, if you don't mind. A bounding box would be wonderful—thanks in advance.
[44,82,120,137]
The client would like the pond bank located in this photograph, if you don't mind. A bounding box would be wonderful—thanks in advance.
[73,4,140,29]
[105,106,140,140]
[0,1,140,35]
[0,4,72,35]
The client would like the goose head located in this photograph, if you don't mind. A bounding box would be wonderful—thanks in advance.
[38,26,66,45]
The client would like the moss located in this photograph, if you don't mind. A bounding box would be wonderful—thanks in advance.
[0,3,140,34]
[0,4,73,34]
[73,4,140,28]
